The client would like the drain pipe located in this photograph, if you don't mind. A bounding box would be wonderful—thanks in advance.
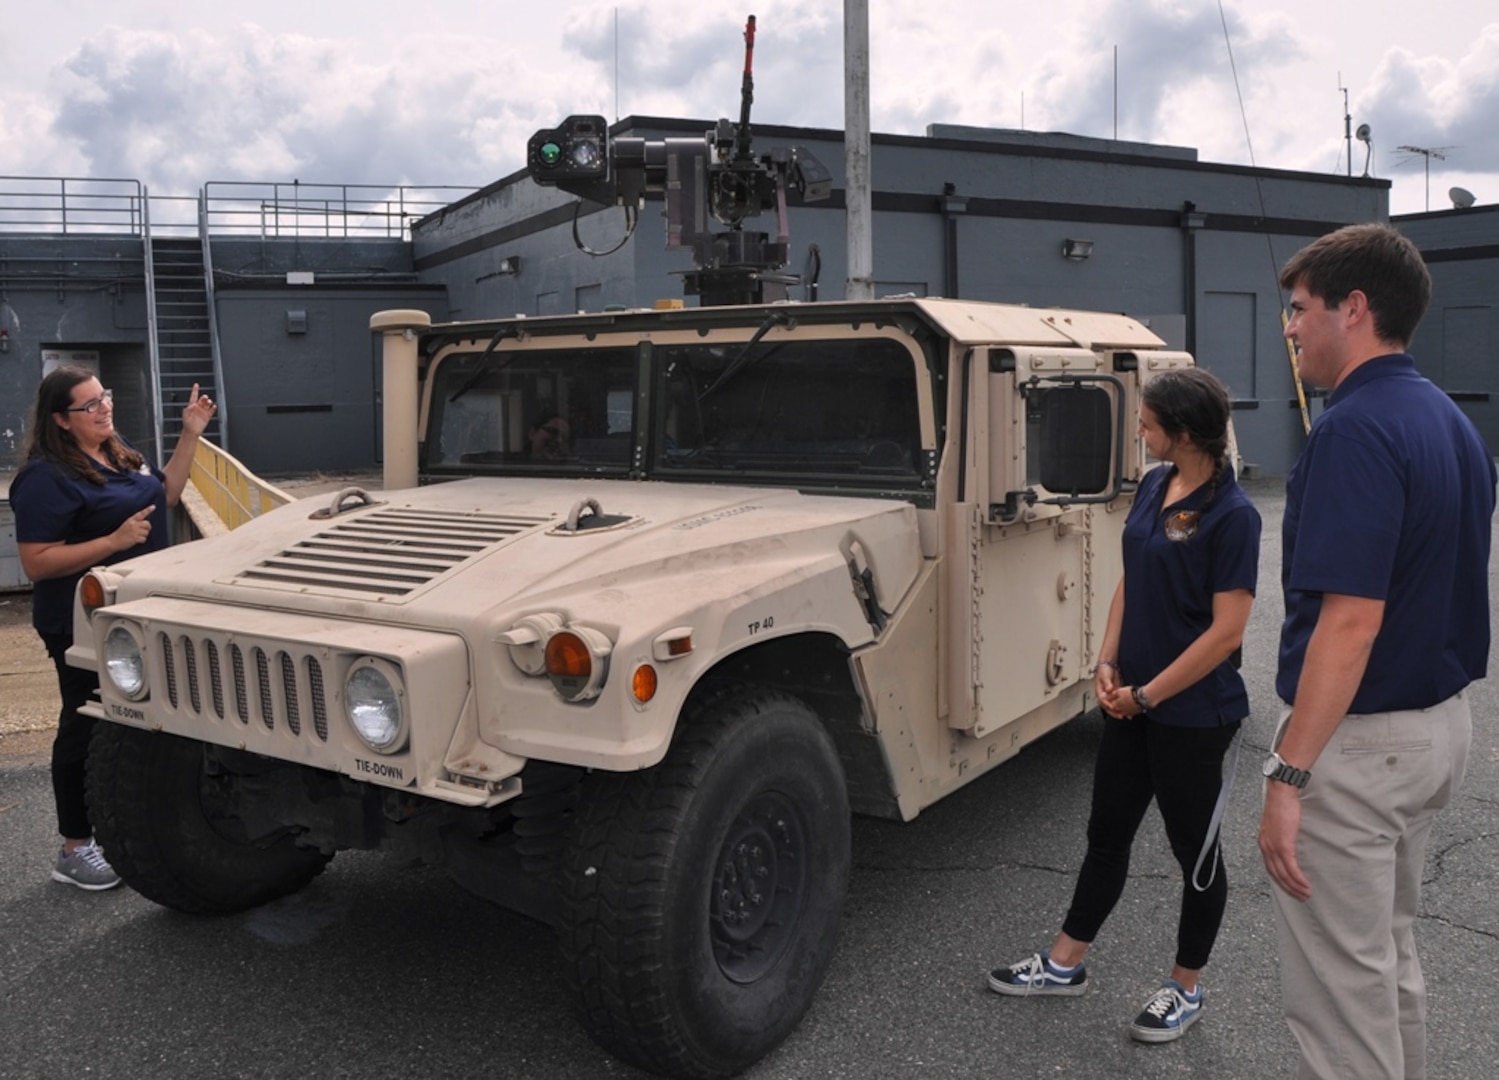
[941,183,968,298]
[371,309,431,491]
[1180,202,1205,358]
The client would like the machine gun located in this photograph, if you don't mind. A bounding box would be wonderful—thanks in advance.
[527,15,832,306]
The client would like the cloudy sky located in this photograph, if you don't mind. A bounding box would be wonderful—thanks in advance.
[5,0,1495,217]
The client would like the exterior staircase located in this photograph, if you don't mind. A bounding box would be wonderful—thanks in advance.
[146,234,223,453]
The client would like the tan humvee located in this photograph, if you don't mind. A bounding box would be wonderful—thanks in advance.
[74,298,1188,1078]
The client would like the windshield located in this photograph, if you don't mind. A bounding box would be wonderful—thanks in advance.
[426,346,638,474]
[655,338,922,481]
[423,335,926,489]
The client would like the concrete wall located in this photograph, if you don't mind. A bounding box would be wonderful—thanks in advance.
[206,237,448,473]
[214,285,447,475]
[0,236,154,471]
[0,234,447,479]
[1397,206,1499,453]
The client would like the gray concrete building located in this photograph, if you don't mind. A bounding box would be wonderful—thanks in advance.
[1395,201,1499,452]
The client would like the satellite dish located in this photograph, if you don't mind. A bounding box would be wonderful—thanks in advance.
[1355,123,1372,143]
[1450,186,1476,209]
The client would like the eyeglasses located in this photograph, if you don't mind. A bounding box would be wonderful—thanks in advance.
[64,388,113,414]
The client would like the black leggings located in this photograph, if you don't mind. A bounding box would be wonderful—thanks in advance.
[42,632,101,841]
[1061,715,1240,971]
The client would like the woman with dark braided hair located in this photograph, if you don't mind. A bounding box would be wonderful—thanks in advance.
[988,367,1260,1044]
[11,366,216,890]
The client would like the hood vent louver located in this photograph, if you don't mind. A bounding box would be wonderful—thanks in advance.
[230,507,553,600]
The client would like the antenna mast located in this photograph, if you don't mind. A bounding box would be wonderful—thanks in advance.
[1396,144,1451,211]
[1339,74,1351,177]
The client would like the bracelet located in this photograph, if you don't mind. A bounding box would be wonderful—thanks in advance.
[1093,659,1116,673]
[1131,685,1153,711]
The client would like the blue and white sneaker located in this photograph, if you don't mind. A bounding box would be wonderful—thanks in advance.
[1128,979,1203,1042]
[987,950,1088,996]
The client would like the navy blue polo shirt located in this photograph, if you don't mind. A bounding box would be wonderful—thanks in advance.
[1277,353,1495,712]
[1118,463,1261,728]
[11,445,169,637]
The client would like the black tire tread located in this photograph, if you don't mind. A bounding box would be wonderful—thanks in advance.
[558,684,849,1078]
[88,723,331,915]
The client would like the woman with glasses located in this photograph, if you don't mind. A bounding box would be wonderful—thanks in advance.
[10,366,216,890]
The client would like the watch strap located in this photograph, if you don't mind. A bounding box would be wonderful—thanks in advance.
[1266,753,1311,789]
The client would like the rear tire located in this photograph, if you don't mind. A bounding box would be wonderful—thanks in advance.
[558,686,851,1079]
[88,724,332,914]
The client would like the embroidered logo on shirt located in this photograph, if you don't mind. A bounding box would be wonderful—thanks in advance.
[1164,509,1202,542]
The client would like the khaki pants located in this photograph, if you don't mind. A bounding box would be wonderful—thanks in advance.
[1269,692,1471,1080]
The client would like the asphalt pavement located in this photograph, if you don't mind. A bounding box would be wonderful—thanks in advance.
[2,475,1496,1080]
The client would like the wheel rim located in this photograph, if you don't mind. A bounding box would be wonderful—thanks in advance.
[709,791,808,984]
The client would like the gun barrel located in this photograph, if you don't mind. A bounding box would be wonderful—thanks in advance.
[736,14,756,162]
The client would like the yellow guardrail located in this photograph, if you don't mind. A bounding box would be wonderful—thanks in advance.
[184,439,293,536]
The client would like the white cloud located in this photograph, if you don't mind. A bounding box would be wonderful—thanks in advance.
[5,1,1498,215]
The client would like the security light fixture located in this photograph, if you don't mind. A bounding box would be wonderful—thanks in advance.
[1355,123,1375,177]
[1061,238,1094,262]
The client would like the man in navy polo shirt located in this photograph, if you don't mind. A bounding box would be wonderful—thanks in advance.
[1259,223,1495,1079]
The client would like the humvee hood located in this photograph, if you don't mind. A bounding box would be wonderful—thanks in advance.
[117,478,921,620]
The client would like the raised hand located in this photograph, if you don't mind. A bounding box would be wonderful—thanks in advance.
[182,383,218,437]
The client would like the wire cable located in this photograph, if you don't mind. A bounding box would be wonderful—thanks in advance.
[1218,0,1310,434]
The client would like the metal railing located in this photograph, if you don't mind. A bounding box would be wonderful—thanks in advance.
[0,176,147,233]
[0,176,476,240]
[142,193,165,464]
[202,181,475,239]
[198,192,230,448]
[184,439,293,536]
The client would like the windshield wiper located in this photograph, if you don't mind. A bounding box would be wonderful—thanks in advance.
[448,326,519,403]
[697,312,795,402]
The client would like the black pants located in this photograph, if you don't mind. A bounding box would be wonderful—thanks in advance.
[41,631,100,841]
[1061,715,1240,971]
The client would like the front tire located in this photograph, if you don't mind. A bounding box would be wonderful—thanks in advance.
[88,723,332,914]
[558,686,851,1079]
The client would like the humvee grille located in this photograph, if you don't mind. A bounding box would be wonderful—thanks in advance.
[254,648,274,730]
[206,641,225,720]
[231,645,249,722]
[280,653,301,736]
[157,632,332,743]
[231,507,553,599]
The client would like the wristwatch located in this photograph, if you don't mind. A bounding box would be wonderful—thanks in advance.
[1130,685,1152,711]
[1262,751,1311,790]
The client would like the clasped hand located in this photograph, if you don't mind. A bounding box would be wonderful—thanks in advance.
[1094,669,1144,719]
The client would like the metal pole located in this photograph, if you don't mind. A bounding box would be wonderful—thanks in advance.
[844,0,873,300]
[372,309,431,491]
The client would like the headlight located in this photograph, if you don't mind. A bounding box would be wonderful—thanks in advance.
[103,625,147,699]
[345,658,407,752]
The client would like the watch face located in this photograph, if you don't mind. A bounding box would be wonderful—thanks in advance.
[1262,754,1280,777]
